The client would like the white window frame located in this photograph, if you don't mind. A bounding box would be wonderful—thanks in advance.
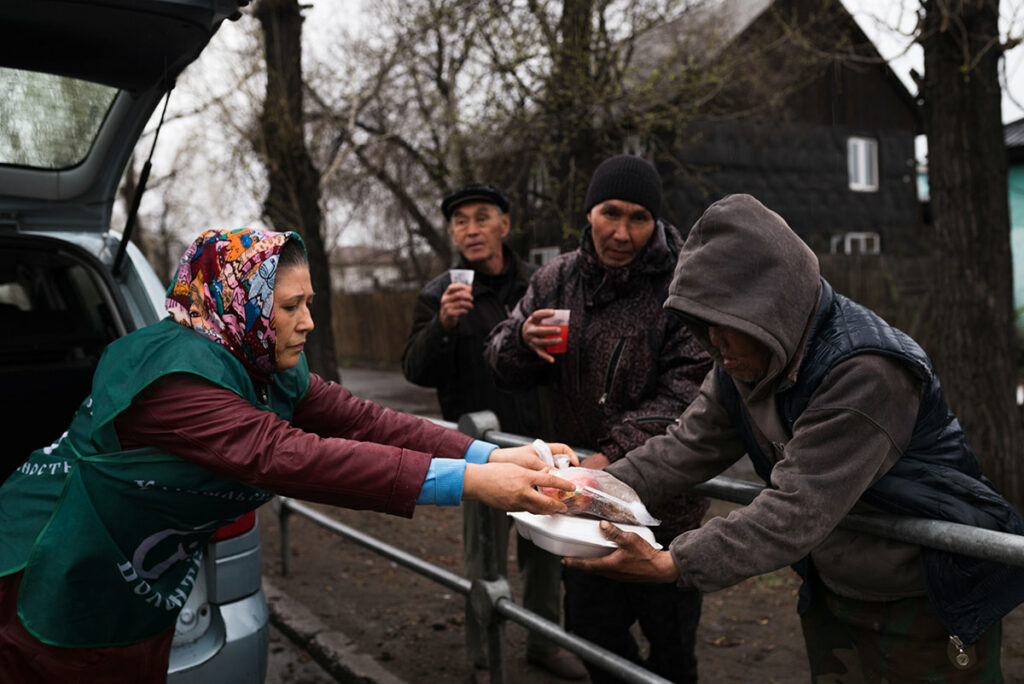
[847,136,879,192]
[529,246,560,266]
[829,231,881,255]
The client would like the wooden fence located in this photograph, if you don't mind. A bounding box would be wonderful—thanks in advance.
[329,256,937,368]
[331,290,420,368]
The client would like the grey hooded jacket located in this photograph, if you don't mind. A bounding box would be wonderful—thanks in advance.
[608,194,1024,643]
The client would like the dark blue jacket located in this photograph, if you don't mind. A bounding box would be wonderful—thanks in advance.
[719,279,1024,645]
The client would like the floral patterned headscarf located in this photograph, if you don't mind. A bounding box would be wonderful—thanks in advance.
[166,227,301,381]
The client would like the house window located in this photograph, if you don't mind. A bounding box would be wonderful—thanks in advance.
[830,232,881,255]
[848,137,879,192]
[529,246,560,266]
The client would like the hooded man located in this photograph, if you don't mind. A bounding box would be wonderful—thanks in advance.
[566,193,1024,682]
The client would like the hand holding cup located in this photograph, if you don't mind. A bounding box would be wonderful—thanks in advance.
[521,308,571,363]
[440,269,475,331]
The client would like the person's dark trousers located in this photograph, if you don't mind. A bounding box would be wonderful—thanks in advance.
[563,566,701,683]
[801,570,1004,683]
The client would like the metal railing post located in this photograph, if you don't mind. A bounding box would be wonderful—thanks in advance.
[457,410,506,684]
[471,576,512,684]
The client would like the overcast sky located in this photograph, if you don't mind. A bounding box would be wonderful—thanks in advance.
[828,0,1024,124]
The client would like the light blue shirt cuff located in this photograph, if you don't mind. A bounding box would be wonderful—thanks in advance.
[464,440,498,464]
[416,440,498,506]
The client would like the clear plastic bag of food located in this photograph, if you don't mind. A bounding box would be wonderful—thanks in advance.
[533,440,660,526]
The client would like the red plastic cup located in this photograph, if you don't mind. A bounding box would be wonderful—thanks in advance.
[541,310,570,354]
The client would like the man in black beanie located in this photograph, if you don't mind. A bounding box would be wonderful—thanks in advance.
[485,156,712,683]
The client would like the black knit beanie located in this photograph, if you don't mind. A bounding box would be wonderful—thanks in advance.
[583,155,662,219]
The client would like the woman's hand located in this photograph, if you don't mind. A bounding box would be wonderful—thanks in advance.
[489,443,579,470]
[520,309,564,363]
[562,521,679,583]
[462,463,576,514]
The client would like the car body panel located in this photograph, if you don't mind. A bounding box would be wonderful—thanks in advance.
[0,0,245,230]
[0,2,268,681]
[207,523,265,605]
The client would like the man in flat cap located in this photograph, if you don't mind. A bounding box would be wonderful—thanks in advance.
[402,184,586,681]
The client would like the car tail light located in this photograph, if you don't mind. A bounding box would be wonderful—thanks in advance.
[210,510,256,542]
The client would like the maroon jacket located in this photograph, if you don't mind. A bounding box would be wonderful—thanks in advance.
[484,221,712,541]
[0,372,472,681]
[115,372,472,517]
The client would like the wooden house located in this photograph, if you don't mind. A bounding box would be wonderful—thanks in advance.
[638,0,923,254]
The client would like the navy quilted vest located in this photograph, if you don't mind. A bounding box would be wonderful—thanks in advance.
[718,279,1024,645]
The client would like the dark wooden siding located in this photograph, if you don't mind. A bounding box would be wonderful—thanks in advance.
[661,120,921,253]
[656,0,923,253]
[731,0,920,133]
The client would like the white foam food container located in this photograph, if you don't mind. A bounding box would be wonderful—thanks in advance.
[507,512,661,558]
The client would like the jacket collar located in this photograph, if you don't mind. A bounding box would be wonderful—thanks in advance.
[577,219,680,282]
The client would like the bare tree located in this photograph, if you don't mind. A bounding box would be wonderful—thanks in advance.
[117,154,182,283]
[306,0,715,270]
[112,20,275,282]
[253,0,340,382]
[308,0,486,270]
[916,0,1023,507]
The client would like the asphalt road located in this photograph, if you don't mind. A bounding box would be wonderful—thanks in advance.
[338,365,444,418]
[266,624,335,684]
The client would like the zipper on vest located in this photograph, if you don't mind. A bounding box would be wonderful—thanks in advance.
[599,337,627,406]
[949,635,970,667]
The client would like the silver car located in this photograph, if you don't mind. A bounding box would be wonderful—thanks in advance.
[0,1,268,681]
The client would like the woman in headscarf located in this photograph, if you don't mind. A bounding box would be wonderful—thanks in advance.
[0,227,575,682]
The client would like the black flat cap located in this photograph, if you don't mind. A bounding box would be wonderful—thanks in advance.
[441,184,510,221]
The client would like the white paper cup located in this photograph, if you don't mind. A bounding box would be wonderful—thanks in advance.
[449,269,474,285]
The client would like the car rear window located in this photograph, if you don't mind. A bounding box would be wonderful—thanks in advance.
[0,66,117,169]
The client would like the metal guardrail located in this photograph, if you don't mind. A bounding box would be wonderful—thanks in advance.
[276,497,669,684]
[689,477,1024,568]
[276,410,1024,684]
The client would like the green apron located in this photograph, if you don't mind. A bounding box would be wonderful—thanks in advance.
[0,318,309,647]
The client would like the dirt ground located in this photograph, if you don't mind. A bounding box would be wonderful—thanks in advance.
[258,497,1024,684]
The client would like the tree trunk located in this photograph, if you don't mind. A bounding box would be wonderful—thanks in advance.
[254,0,339,382]
[919,0,1023,507]
[540,0,597,249]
